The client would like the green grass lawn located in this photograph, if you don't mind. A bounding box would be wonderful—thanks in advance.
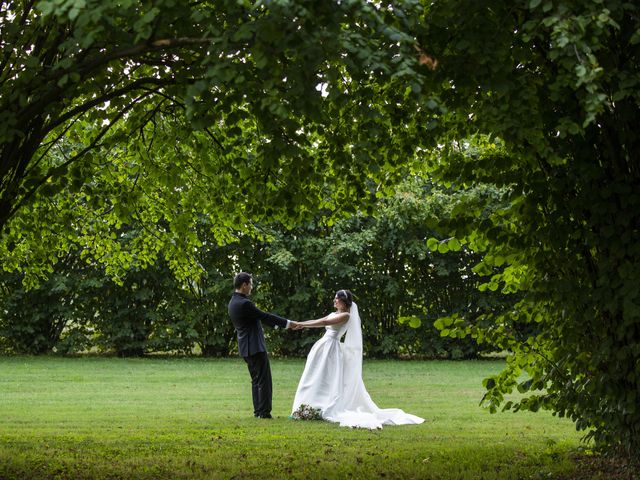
[0,356,586,479]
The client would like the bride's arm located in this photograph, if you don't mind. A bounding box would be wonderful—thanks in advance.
[299,312,349,328]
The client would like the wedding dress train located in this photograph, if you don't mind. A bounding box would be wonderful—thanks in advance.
[291,303,424,429]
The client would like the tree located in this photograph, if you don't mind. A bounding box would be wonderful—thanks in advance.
[413,0,640,460]
[0,0,429,284]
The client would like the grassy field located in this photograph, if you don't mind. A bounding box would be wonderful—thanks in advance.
[0,356,587,479]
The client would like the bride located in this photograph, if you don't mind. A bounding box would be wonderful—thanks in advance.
[291,289,424,429]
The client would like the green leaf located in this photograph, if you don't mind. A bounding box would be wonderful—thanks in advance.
[447,238,461,251]
[426,237,439,251]
[437,242,449,254]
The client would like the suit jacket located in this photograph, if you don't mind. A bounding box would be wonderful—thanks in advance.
[228,292,289,357]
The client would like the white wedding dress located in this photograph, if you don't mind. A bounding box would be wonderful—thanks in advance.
[291,303,424,429]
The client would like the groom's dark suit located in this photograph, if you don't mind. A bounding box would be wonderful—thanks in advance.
[228,292,289,418]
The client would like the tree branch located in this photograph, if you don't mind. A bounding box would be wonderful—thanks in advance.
[46,76,177,132]
[26,115,80,179]
[77,37,214,76]
[6,90,157,224]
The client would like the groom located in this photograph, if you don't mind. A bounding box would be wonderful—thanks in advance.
[228,272,299,419]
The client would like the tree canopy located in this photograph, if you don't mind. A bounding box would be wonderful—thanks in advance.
[413,0,639,460]
[0,0,430,282]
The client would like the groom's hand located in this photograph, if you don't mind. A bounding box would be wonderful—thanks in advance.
[289,321,303,330]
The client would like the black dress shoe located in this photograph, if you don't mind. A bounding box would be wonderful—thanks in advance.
[257,413,272,419]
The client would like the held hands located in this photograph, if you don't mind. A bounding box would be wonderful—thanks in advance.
[289,321,305,330]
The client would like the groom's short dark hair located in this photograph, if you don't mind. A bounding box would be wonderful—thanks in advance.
[234,272,252,289]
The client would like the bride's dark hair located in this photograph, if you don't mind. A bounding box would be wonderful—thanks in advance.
[335,289,353,309]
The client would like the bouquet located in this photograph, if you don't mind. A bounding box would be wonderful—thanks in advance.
[290,404,323,421]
